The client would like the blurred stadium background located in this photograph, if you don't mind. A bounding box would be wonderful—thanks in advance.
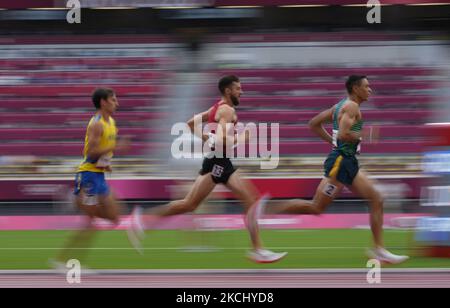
[0,0,450,285]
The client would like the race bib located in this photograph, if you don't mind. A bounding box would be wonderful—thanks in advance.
[322,183,338,197]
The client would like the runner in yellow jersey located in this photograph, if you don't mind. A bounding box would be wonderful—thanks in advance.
[73,87,127,222]
[51,88,129,268]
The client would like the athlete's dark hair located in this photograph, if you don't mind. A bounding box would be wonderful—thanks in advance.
[345,75,367,94]
[218,75,240,95]
[92,88,115,109]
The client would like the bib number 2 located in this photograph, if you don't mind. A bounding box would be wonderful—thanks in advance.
[323,183,338,197]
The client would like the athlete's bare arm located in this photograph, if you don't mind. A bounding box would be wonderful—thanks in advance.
[187,109,211,143]
[337,102,361,143]
[308,106,334,145]
[216,105,237,147]
[86,122,127,159]
[86,122,112,158]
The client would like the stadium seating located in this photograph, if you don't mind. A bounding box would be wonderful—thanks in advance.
[0,41,437,165]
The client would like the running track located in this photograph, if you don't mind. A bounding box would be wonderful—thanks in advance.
[0,269,449,288]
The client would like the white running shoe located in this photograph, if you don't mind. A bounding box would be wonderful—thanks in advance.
[247,249,287,264]
[366,248,409,264]
[127,206,145,255]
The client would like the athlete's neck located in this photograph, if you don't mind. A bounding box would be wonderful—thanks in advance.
[220,97,234,107]
[348,94,364,105]
[97,110,112,121]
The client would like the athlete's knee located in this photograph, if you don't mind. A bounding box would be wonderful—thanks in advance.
[310,203,325,215]
[181,198,200,212]
[371,190,384,207]
[79,203,96,218]
[243,195,258,212]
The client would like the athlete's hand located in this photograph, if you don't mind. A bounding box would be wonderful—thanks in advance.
[207,132,216,148]
[104,165,112,172]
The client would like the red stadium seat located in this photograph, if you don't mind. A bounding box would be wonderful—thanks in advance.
[0,85,158,97]
[0,112,166,125]
[242,81,433,93]
[238,110,433,123]
[241,95,435,108]
[0,128,156,141]
[221,67,434,79]
[0,98,156,109]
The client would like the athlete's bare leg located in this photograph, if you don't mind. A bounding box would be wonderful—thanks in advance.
[127,174,216,252]
[349,169,384,248]
[141,174,216,227]
[225,171,287,262]
[350,170,409,263]
[55,221,97,264]
[54,194,97,264]
[54,191,121,264]
[225,170,262,250]
[268,177,344,215]
[74,190,121,224]
[155,173,216,216]
[97,191,121,225]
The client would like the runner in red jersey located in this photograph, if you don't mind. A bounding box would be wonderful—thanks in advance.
[128,75,286,263]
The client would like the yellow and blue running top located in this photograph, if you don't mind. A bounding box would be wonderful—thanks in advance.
[77,113,117,173]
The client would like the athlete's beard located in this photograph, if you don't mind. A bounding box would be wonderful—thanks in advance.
[231,95,240,106]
